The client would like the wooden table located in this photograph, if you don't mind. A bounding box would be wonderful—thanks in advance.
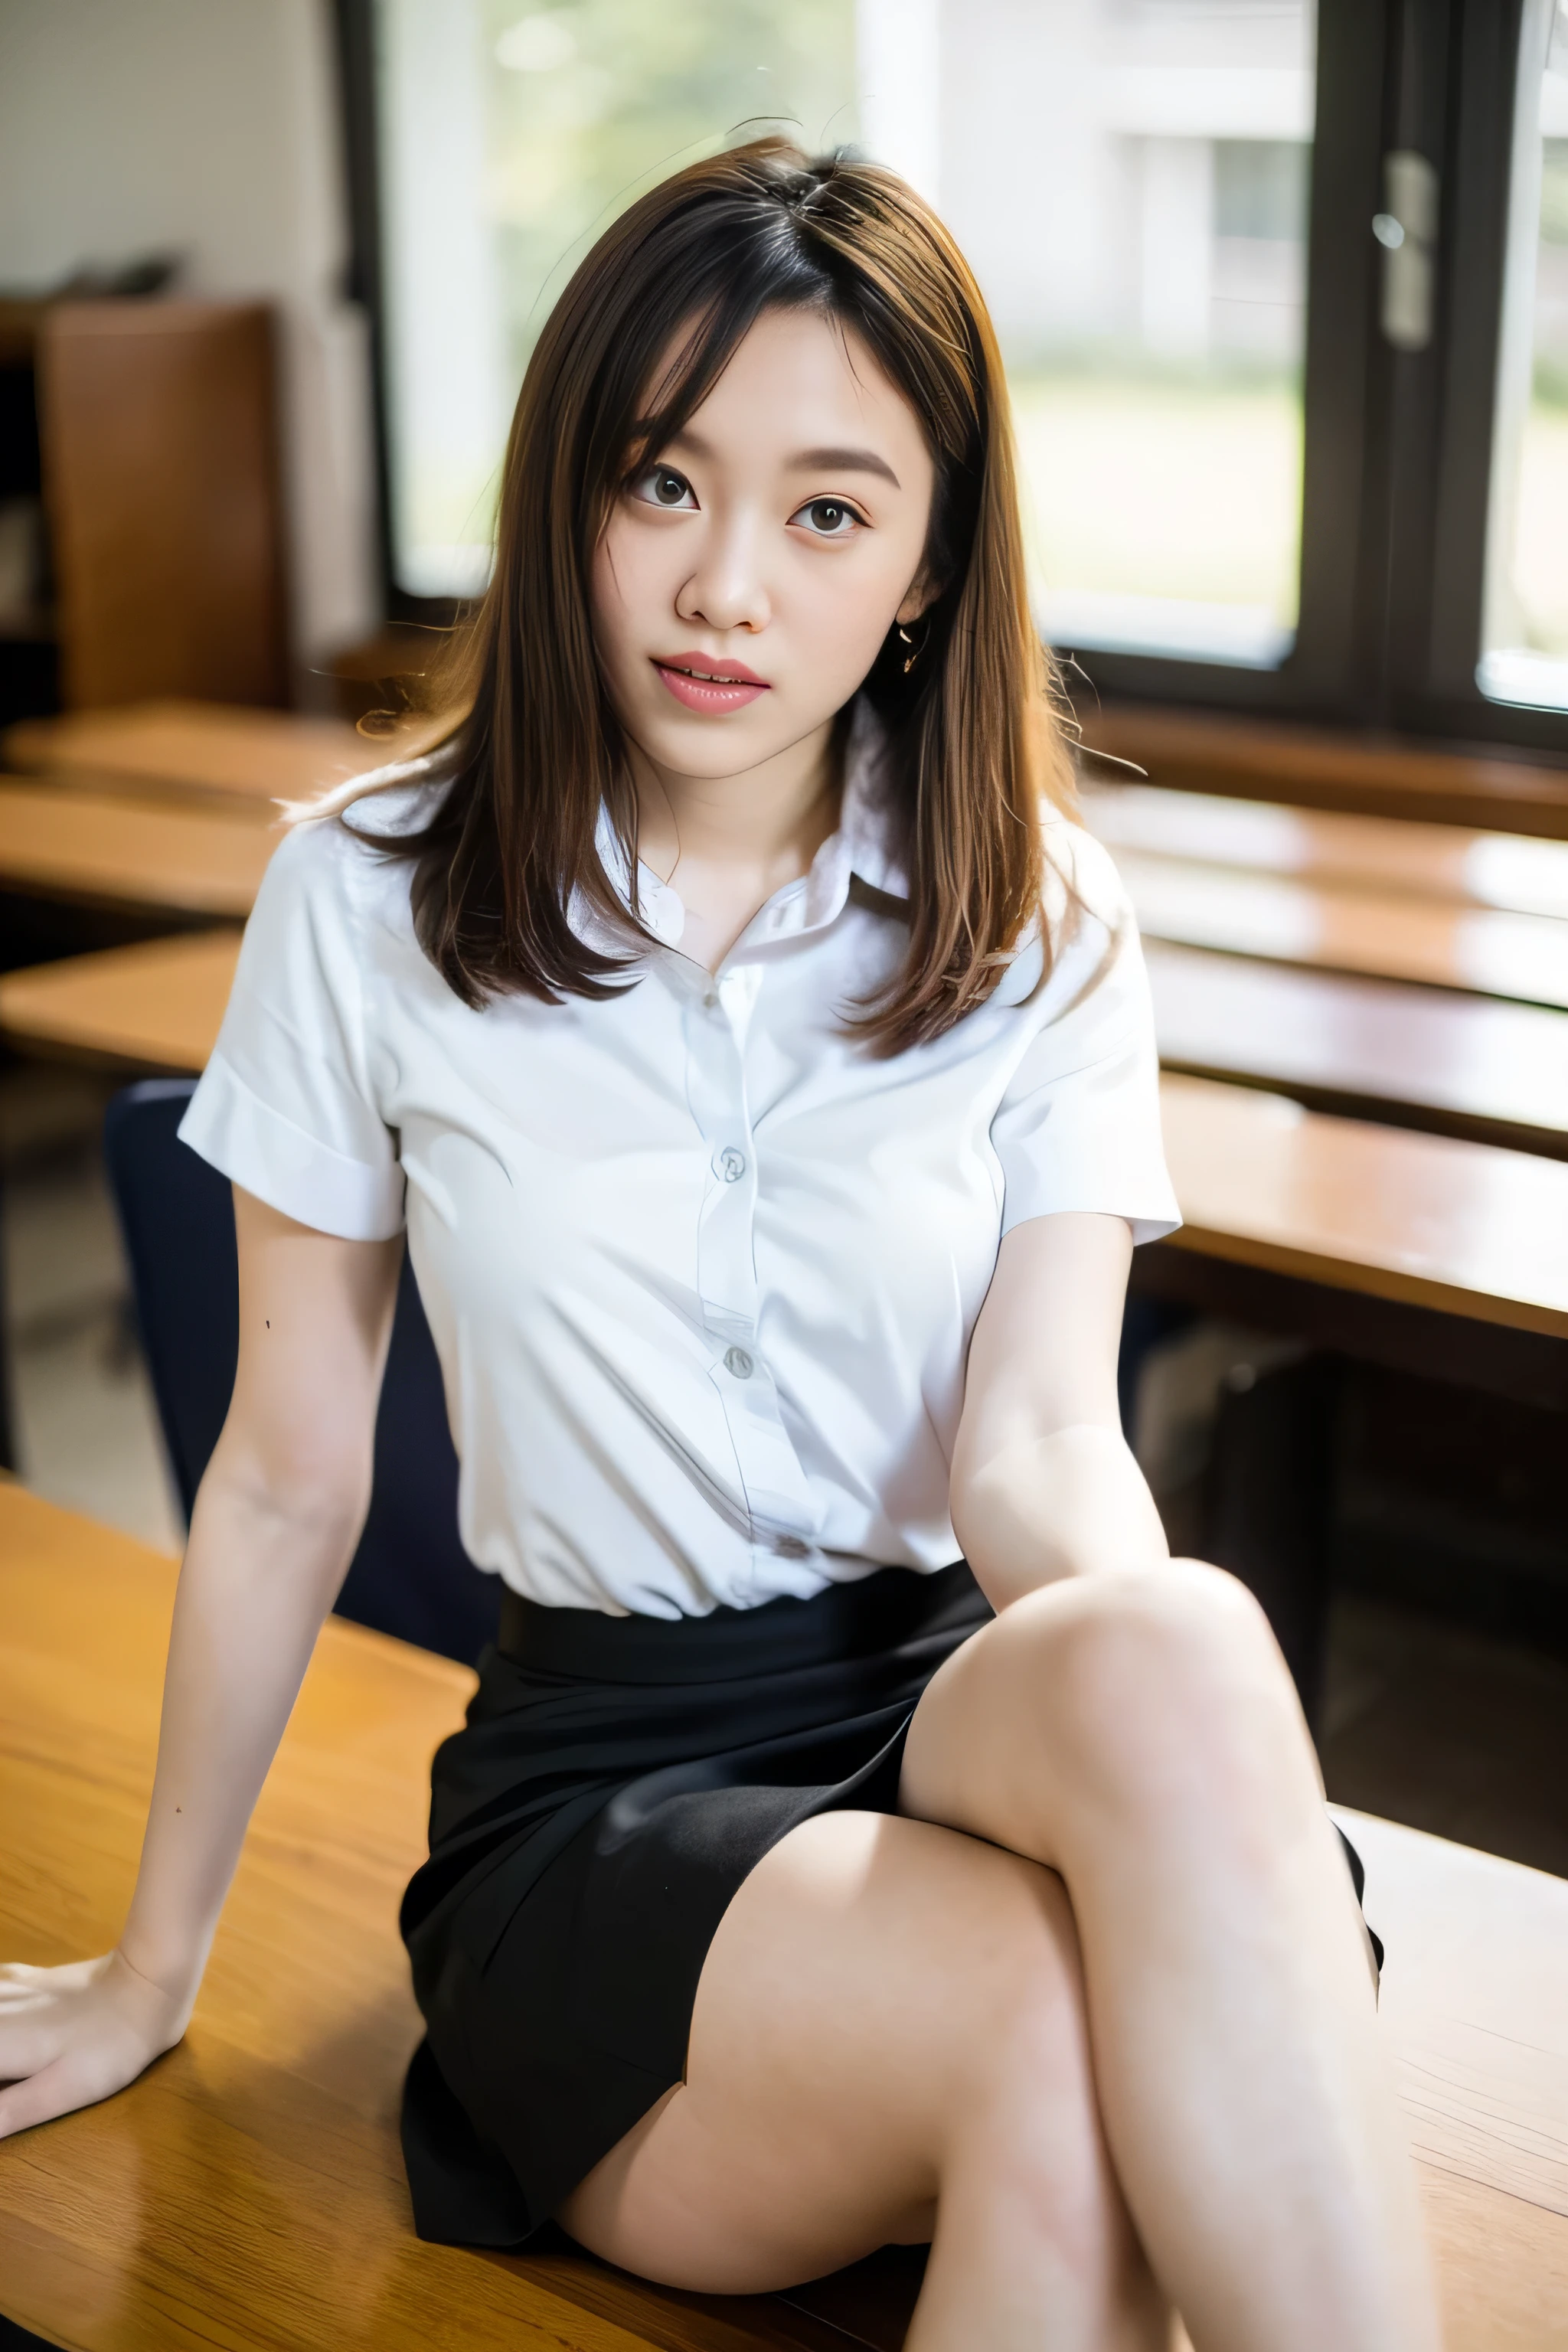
[4,936,1568,1367]
[1147,940,1568,1159]
[7,923,1568,1190]
[2,1481,1564,2351]
[2,701,418,808]
[0,932,241,1073]
[1078,704,1568,839]
[0,783,274,920]
[1112,849,1568,1010]
[1158,1072,1568,1344]
[1081,782,1568,919]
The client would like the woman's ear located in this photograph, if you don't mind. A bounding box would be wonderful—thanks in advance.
[895,570,942,626]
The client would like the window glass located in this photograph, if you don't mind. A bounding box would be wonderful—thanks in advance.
[939,1,1316,669]
[375,0,1317,668]
[374,0,858,596]
[1480,2,1568,710]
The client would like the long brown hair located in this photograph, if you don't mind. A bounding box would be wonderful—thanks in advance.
[370,137,1072,1053]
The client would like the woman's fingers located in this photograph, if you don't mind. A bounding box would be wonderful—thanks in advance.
[0,1955,182,2139]
[0,2050,124,2139]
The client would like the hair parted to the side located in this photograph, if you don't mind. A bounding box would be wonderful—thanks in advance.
[350,136,1076,1054]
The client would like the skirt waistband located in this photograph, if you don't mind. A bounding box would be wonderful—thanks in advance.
[496,1560,978,1686]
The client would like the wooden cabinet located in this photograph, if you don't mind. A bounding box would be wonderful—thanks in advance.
[37,299,289,709]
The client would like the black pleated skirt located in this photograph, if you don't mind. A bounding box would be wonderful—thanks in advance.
[399,1558,992,2247]
[397,1558,1380,2251]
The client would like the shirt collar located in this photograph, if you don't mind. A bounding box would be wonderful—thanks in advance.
[582,698,908,960]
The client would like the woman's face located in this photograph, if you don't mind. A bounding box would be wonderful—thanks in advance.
[590,306,937,782]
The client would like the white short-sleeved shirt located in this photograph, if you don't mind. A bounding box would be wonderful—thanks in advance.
[181,706,1179,1617]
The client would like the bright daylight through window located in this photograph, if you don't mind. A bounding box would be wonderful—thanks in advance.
[374,0,1316,674]
[1481,0,1568,713]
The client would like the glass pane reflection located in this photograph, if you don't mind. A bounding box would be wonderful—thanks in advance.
[376,0,1317,671]
[1481,1,1568,710]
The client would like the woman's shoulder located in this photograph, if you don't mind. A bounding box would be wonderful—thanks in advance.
[1040,805,1130,934]
[265,769,449,922]
[985,808,1136,1017]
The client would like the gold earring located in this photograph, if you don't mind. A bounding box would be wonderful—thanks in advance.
[897,621,923,675]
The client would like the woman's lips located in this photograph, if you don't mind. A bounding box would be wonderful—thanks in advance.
[653,658,769,713]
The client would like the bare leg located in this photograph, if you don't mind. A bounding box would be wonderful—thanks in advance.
[900,1561,1442,2352]
[560,1808,1169,2351]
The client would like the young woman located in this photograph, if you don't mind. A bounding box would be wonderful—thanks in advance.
[0,142,1438,2350]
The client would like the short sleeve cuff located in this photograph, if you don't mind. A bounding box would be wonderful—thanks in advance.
[999,1113,1182,1248]
[179,1050,405,1242]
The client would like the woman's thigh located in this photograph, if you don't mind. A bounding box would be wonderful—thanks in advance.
[557,1806,1107,2296]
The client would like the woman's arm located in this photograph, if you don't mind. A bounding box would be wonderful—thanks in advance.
[0,1188,402,2138]
[950,1211,1169,1612]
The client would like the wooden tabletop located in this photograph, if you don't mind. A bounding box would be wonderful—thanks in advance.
[0,931,242,1073]
[2,701,416,808]
[1081,782,1568,920]
[1077,704,1568,839]
[1158,1073,1568,1341]
[1147,940,1568,1159]
[0,782,275,919]
[2,933,1566,1346]
[1,1481,1563,2352]
[1114,849,1568,1010]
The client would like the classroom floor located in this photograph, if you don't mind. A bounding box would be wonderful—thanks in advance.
[4,1062,1566,1881]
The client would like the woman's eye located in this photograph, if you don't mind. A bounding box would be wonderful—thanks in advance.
[792,497,864,538]
[634,466,696,510]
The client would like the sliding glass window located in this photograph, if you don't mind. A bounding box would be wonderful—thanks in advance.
[1480,0,1568,714]
[367,0,1318,678]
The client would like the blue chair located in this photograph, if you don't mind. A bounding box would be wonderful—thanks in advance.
[103,1079,498,1665]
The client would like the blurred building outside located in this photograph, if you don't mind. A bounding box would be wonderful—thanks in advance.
[2,0,1567,701]
[380,0,1321,673]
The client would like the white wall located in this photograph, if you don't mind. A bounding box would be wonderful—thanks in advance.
[0,0,378,675]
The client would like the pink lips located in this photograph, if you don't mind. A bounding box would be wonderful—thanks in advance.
[653,656,770,713]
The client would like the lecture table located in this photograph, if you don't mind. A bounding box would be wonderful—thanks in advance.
[1112,851,1568,1009]
[2,699,413,808]
[1079,782,1568,918]
[0,782,275,922]
[1,1478,1565,2352]
[3,927,1566,1419]
[1078,703,1568,839]
[5,914,1566,1178]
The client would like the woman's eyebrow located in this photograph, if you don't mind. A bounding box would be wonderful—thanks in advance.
[662,426,901,489]
[787,445,901,487]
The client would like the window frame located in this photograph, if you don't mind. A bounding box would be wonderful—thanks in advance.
[334,0,1568,763]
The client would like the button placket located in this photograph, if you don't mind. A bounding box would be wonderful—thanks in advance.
[683,967,815,1553]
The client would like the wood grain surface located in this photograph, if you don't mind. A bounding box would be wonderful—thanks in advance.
[1146,939,1568,1158]
[1157,1073,1568,1338]
[0,783,275,919]
[1114,849,1568,1009]
[0,931,241,1072]
[3,701,416,808]
[1,933,1563,1350]
[2,1485,1564,2350]
[1081,782,1568,920]
[1078,705,1568,839]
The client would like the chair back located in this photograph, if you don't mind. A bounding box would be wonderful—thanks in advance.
[103,1080,498,1664]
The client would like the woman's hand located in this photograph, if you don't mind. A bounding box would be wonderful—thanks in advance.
[0,1949,191,2138]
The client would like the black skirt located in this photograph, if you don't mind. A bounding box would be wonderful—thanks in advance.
[398,1559,1380,2250]
[399,1558,992,2247]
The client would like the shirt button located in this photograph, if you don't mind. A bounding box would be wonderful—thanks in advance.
[702,988,720,1010]
[717,1147,746,1184]
[724,1346,754,1380]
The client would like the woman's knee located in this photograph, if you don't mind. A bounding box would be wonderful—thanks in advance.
[1032,1563,1313,1824]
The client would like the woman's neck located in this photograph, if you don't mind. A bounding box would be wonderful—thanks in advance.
[628,715,844,971]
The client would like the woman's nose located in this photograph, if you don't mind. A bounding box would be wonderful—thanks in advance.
[675,517,771,633]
